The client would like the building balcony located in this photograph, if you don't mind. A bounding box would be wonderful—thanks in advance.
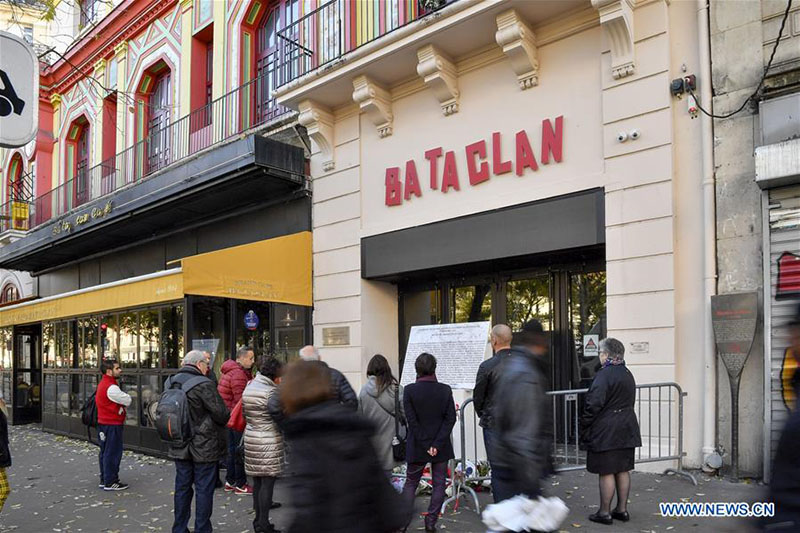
[26,71,294,231]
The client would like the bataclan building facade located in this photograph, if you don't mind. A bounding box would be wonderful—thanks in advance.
[273,0,722,474]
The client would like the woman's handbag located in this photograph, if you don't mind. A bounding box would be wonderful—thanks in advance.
[391,383,407,462]
[227,398,246,433]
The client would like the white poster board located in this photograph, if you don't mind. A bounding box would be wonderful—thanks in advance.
[583,334,599,358]
[400,322,491,389]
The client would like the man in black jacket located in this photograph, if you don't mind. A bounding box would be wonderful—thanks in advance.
[473,324,512,503]
[169,350,230,533]
[298,345,357,410]
[489,320,552,503]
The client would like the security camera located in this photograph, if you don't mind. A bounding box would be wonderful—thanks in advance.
[629,129,640,140]
[617,131,628,143]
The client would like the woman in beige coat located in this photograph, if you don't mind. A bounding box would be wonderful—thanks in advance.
[242,356,284,533]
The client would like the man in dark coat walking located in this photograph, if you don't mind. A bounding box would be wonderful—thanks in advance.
[489,320,552,503]
[168,350,230,533]
[473,324,513,503]
[764,306,800,530]
[402,352,457,532]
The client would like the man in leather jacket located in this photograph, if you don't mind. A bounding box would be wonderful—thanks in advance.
[473,324,513,503]
[488,320,553,502]
[169,350,230,533]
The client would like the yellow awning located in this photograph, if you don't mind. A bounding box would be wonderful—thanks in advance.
[0,271,183,327]
[181,231,312,307]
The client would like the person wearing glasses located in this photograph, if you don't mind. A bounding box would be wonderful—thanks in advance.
[168,350,230,533]
[580,338,641,526]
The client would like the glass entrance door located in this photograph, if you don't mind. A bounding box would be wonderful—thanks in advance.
[13,324,41,424]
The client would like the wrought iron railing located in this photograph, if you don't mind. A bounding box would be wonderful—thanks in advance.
[276,0,454,87]
[29,70,291,229]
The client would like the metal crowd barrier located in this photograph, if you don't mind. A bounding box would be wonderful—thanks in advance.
[443,381,697,515]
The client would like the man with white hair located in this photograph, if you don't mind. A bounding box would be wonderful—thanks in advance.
[168,350,230,533]
[298,345,357,410]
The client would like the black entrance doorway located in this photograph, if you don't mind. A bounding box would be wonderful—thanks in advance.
[12,324,41,424]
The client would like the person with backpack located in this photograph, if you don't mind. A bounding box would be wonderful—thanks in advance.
[218,346,255,494]
[96,358,131,491]
[158,350,229,533]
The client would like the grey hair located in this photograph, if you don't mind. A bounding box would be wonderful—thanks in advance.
[183,350,207,366]
[298,345,321,361]
[599,337,625,361]
[237,346,254,359]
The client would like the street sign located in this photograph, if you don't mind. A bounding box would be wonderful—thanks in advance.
[0,31,39,148]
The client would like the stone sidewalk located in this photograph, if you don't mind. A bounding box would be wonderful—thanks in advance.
[0,425,766,532]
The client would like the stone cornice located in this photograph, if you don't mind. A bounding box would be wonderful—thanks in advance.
[495,9,538,90]
[592,0,636,79]
[416,44,459,116]
[298,100,335,172]
[352,75,393,138]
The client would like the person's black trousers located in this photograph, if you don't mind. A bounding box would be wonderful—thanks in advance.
[252,476,277,533]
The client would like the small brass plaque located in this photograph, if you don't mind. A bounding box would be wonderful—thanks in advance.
[322,326,350,346]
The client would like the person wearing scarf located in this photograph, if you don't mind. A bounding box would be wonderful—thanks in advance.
[580,337,642,525]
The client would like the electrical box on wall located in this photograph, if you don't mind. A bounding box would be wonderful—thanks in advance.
[760,92,800,146]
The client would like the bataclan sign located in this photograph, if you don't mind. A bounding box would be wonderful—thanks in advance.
[384,116,563,206]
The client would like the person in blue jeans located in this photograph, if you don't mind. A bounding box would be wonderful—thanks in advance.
[167,351,230,533]
[473,324,513,503]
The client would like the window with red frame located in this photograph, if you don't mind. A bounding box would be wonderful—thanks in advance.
[0,284,19,304]
[75,125,90,205]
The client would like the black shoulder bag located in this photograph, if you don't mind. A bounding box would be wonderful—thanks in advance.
[391,383,407,462]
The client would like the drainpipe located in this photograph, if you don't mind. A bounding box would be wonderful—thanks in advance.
[697,0,719,467]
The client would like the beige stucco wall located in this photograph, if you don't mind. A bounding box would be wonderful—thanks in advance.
[307,0,708,468]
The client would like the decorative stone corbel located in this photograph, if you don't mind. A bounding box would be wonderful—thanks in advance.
[352,75,393,138]
[592,0,635,79]
[495,9,538,90]
[298,100,335,172]
[416,44,459,116]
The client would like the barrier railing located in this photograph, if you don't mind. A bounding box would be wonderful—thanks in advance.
[444,381,697,515]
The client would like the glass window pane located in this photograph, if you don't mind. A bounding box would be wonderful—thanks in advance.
[139,310,160,369]
[274,304,307,363]
[42,322,54,369]
[82,317,99,369]
[506,276,553,332]
[236,301,271,357]
[451,284,492,324]
[0,328,11,370]
[70,375,81,417]
[119,312,138,369]
[43,373,55,413]
[161,305,184,369]
[571,271,607,385]
[84,374,97,406]
[141,374,161,428]
[191,297,229,377]
[100,315,119,360]
[120,375,138,426]
[56,374,69,415]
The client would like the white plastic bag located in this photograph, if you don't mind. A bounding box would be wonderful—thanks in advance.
[482,494,569,532]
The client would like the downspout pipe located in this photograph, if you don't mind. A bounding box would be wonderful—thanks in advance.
[697,0,718,465]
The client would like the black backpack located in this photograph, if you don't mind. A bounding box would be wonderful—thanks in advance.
[81,391,98,427]
[155,373,208,448]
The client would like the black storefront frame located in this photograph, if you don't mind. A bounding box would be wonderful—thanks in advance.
[37,295,311,456]
[397,256,606,391]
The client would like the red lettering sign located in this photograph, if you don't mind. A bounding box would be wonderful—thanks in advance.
[466,140,489,185]
[384,117,564,206]
[385,167,402,206]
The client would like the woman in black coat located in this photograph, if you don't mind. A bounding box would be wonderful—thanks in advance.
[401,353,457,532]
[580,338,641,526]
[280,360,405,533]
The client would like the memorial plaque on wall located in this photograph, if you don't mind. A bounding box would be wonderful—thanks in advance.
[400,322,491,389]
[711,292,758,379]
[322,326,350,346]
